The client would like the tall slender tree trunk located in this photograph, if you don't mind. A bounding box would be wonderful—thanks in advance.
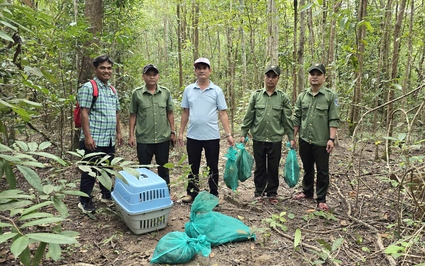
[348,0,367,135]
[386,0,407,158]
[72,0,103,150]
[177,2,183,88]
[266,0,278,64]
[296,0,306,97]
[192,2,199,60]
[327,1,341,90]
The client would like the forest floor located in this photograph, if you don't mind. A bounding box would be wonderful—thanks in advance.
[1,127,425,266]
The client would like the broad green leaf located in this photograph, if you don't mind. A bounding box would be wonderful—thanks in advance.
[163,162,174,169]
[0,143,13,152]
[13,154,37,161]
[0,200,33,212]
[14,141,28,152]
[66,151,84,158]
[11,236,29,257]
[0,98,14,108]
[11,106,31,122]
[0,20,17,31]
[19,212,54,221]
[38,142,52,150]
[28,142,38,152]
[385,245,404,254]
[27,152,67,166]
[0,30,13,42]
[331,238,344,251]
[0,154,20,162]
[111,157,124,165]
[98,170,112,191]
[18,161,46,168]
[43,184,55,195]
[0,222,12,227]
[122,167,141,177]
[60,231,80,237]
[21,217,64,228]
[317,239,331,251]
[33,242,47,265]
[97,155,112,165]
[18,247,31,266]
[2,159,16,188]
[118,160,134,166]
[21,201,53,216]
[52,197,68,217]
[26,233,78,245]
[294,228,301,248]
[0,190,32,200]
[115,173,129,185]
[0,232,18,243]
[16,165,43,192]
[47,243,61,261]
[78,165,92,173]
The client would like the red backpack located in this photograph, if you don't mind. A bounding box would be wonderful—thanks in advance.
[74,80,116,128]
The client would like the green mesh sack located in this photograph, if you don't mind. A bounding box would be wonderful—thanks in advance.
[150,232,211,264]
[223,146,238,191]
[185,191,256,246]
[284,142,300,188]
[235,142,254,182]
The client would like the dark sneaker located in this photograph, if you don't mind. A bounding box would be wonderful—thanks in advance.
[100,194,113,203]
[78,201,96,213]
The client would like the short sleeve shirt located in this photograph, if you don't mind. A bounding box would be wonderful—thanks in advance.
[78,77,120,146]
[181,81,227,140]
[129,85,174,144]
[293,86,340,146]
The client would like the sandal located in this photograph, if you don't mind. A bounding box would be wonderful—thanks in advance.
[269,197,279,205]
[293,192,313,200]
[317,202,330,212]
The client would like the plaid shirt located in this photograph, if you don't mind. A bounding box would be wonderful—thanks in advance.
[78,77,120,146]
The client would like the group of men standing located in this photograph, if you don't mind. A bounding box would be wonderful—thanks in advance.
[77,55,339,214]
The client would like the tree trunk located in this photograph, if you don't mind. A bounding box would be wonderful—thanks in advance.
[296,0,306,98]
[386,0,407,158]
[266,0,278,64]
[72,0,103,150]
[327,1,341,91]
[348,0,367,135]
[177,2,183,88]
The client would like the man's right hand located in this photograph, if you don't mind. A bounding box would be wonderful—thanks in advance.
[84,137,96,151]
[128,136,136,147]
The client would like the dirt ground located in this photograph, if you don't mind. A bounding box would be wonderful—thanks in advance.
[1,132,424,266]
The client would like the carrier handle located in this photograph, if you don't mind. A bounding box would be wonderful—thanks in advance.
[140,173,148,178]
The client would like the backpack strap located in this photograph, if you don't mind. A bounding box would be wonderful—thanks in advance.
[88,79,117,110]
[89,80,99,110]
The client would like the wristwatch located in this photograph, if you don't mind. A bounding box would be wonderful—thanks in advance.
[171,131,176,135]
[329,138,335,142]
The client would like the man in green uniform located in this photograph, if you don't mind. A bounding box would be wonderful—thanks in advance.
[129,64,176,190]
[240,65,295,204]
[293,63,340,211]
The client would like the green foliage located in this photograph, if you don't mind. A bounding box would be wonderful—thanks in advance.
[306,238,343,265]
[263,212,288,232]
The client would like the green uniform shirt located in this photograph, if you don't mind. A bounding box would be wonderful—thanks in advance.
[294,86,340,146]
[241,88,294,142]
[129,85,174,144]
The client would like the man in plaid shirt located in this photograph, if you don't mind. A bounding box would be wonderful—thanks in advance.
[77,55,123,213]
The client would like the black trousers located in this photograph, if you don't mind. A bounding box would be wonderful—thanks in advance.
[299,139,329,203]
[79,140,115,204]
[136,141,170,185]
[252,140,282,197]
[186,138,220,197]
